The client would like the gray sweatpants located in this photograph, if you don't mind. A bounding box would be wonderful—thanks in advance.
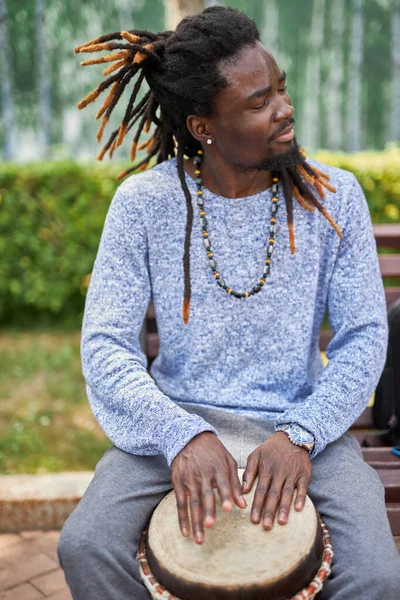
[57,402,400,599]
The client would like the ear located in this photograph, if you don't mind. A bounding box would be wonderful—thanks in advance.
[186,115,212,144]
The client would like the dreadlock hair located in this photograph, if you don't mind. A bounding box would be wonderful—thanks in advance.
[75,5,342,325]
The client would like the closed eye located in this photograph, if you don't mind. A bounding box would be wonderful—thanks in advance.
[254,88,288,110]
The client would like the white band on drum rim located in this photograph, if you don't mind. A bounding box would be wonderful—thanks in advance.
[136,518,334,600]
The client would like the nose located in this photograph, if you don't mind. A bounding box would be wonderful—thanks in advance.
[274,97,294,122]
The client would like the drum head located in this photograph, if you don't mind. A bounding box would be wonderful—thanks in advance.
[138,469,333,600]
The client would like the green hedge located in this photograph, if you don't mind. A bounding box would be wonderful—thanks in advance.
[312,145,400,223]
[1,148,399,328]
[0,160,131,328]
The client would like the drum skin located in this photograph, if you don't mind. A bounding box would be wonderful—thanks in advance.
[145,469,324,600]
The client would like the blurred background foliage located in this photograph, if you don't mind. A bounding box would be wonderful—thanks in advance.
[1,0,399,160]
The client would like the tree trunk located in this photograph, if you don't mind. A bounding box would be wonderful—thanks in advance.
[301,0,326,151]
[261,0,279,57]
[326,0,345,150]
[391,0,400,142]
[116,0,145,33]
[35,0,51,158]
[164,0,205,31]
[0,0,15,159]
[346,0,364,152]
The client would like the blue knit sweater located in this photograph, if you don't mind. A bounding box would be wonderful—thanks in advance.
[80,156,388,467]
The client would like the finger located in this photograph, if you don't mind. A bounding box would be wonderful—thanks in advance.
[262,478,284,530]
[276,478,295,525]
[188,487,205,544]
[174,482,190,538]
[214,469,235,512]
[201,483,216,528]
[294,475,309,510]
[250,473,271,524]
[228,460,247,509]
[242,454,258,494]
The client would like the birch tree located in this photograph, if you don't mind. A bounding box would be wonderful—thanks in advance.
[326,0,345,150]
[0,0,15,159]
[261,0,279,58]
[301,0,326,151]
[164,0,204,31]
[116,0,145,33]
[35,0,51,157]
[391,0,400,142]
[346,0,364,152]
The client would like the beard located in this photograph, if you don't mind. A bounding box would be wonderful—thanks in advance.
[233,135,304,173]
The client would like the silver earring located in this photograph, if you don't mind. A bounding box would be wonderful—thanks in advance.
[207,139,212,145]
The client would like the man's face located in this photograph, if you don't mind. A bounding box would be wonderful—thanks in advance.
[209,40,301,172]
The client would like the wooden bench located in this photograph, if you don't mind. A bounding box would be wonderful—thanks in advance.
[142,224,400,535]
[319,224,400,350]
[348,224,400,536]
[350,408,400,536]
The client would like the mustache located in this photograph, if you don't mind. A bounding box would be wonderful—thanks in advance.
[270,117,296,142]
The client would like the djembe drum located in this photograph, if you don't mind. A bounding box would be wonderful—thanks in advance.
[136,469,333,600]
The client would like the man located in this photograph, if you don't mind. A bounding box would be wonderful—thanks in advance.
[58,6,400,599]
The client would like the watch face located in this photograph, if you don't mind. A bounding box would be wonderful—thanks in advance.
[278,423,314,445]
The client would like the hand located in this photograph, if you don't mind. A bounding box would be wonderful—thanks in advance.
[171,431,247,545]
[242,432,312,530]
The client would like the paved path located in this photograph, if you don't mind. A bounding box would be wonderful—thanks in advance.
[0,532,70,600]
[1,531,399,599]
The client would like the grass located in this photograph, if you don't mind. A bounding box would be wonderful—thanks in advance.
[0,326,374,475]
[0,329,111,474]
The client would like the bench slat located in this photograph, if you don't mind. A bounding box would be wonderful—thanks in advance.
[147,333,159,358]
[318,331,332,351]
[349,431,388,446]
[384,288,400,305]
[387,504,400,536]
[376,471,400,503]
[373,224,400,250]
[351,407,374,429]
[362,448,400,470]
[379,254,400,277]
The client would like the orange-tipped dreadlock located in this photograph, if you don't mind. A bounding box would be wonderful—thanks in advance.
[74,7,342,326]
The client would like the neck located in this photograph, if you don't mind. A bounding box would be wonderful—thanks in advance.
[183,153,273,199]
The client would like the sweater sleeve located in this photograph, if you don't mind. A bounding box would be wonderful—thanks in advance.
[80,185,218,468]
[274,173,389,458]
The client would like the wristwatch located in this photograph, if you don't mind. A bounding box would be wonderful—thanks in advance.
[275,423,315,455]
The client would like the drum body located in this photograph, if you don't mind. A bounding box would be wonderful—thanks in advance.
[137,469,333,600]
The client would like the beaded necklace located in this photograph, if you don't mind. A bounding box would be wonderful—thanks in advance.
[193,148,279,299]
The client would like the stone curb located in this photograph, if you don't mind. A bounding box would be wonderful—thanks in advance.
[0,472,94,532]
